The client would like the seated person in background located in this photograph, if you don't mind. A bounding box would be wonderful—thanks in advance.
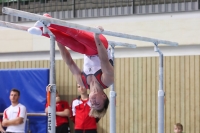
[174,123,183,133]
[45,86,71,133]
[2,88,27,133]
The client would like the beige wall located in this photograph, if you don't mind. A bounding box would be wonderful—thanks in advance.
[1,11,200,53]
[0,55,199,133]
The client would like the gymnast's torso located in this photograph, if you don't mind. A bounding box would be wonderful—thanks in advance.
[81,48,113,89]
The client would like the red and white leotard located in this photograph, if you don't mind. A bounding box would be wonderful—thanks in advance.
[81,48,113,89]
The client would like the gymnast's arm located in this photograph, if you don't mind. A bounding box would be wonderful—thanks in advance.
[94,29,114,87]
[57,42,85,86]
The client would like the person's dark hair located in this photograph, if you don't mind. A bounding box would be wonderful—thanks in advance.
[89,94,109,118]
[175,123,183,130]
[10,88,20,96]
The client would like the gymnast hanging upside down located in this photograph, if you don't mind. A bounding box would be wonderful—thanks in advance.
[28,14,114,118]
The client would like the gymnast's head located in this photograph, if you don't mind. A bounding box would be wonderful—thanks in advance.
[89,81,109,118]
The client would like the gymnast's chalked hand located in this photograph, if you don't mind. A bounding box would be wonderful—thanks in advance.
[97,26,104,32]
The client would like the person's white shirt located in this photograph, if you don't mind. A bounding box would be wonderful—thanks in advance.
[3,103,27,133]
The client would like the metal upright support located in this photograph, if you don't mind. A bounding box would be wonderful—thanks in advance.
[47,85,56,133]
[49,31,56,85]
[26,119,31,133]
[43,24,56,133]
[108,41,136,133]
[110,45,116,133]
[154,43,165,133]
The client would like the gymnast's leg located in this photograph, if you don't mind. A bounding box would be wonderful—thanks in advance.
[49,23,108,51]
[28,26,97,55]
[41,14,108,54]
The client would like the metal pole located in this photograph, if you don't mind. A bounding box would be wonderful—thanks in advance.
[26,119,31,133]
[108,40,136,133]
[44,25,56,133]
[108,41,136,48]
[0,20,29,31]
[2,7,178,46]
[110,45,116,133]
[49,34,56,84]
[47,85,56,133]
[0,113,47,116]
[154,44,165,133]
